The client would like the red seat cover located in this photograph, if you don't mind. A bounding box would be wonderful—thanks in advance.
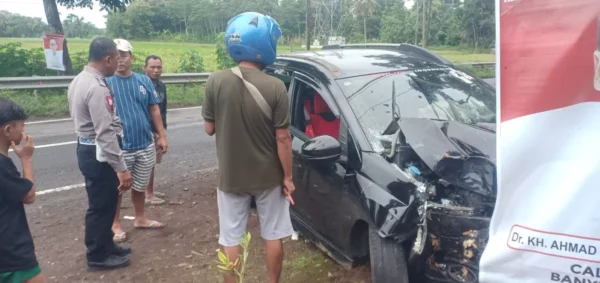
[310,93,340,140]
[304,100,315,137]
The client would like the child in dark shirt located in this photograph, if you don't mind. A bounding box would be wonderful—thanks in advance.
[0,98,44,283]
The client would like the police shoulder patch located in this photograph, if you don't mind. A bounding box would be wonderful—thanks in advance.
[105,95,114,112]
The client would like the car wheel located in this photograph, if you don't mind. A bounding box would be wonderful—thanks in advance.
[369,227,409,283]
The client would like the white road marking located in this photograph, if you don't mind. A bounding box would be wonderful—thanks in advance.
[36,183,84,196]
[14,118,204,152]
[168,106,202,111]
[8,141,77,152]
[35,141,77,148]
[26,118,73,125]
[26,106,202,125]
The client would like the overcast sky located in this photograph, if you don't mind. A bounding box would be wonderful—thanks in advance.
[0,0,107,28]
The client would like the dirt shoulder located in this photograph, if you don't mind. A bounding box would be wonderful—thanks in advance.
[30,169,371,283]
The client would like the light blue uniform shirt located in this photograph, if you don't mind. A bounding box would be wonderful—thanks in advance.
[106,72,160,151]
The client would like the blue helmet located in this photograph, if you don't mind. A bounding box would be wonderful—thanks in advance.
[225,12,282,66]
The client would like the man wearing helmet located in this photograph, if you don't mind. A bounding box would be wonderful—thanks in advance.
[202,12,294,283]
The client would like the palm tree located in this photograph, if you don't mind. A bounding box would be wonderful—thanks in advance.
[351,0,378,43]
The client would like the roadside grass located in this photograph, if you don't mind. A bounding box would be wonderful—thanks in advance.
[0,38,495,119]
[2,84,205,120]
[0,38,495,72]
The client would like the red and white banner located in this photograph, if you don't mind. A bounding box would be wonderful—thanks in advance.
[480,1,600,282]
[42,33,65,71]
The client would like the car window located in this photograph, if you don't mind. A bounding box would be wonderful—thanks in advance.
[337,67,496,153]
[289,79,317,132]
[265,67,293,94]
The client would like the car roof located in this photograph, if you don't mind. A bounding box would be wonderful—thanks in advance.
[277,44,454,79]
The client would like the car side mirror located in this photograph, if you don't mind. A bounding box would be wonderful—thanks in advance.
[301,135,341,163]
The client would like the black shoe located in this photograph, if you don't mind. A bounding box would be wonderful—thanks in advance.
[87,254,130,271]
[111,244,132,256]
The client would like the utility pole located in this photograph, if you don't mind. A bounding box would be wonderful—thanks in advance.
[330,0,334,38]
[414,0,420,45]
[421,0,429,47]
[306,0,311,50]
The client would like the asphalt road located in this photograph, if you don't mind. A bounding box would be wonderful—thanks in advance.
[9,107,217,193]
[11,77,494,195]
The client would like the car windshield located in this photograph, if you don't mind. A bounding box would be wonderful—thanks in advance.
[338,67,496,153]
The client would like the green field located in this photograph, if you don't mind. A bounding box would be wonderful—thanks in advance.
[0,38,496,118]
[0,38,495,72]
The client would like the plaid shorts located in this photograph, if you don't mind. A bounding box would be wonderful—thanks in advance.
[123,144,156,192]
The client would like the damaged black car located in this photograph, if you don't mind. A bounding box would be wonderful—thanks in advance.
[265,44,497,283]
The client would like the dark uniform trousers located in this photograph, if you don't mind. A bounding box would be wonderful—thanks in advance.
[76,140,120,262]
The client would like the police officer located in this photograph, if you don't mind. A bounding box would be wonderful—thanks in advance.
[67,37,133,271]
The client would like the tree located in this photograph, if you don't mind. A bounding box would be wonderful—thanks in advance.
[99,0,495,50]
[63,14,104,38]
[42,0,132,74]
[351,0,378,43]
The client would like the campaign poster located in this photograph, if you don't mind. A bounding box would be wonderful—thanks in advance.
[43,34,65,71]
[479,1,600,283]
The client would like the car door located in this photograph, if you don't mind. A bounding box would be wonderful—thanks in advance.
[288,72,353,248]
[263,66,313,227]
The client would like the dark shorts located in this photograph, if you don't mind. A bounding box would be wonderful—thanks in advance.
[0,265,41,283]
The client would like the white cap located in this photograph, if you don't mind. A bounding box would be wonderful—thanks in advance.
[114,38,133,53]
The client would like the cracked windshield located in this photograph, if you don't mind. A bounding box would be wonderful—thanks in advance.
[340,68,496,153]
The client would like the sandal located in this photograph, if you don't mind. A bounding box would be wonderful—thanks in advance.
[154,192,166,198]
[113,231,127,243]
[134,220,165,230]
[145,197,166,206]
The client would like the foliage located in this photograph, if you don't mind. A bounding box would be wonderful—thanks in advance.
[0,83,205,118]
[102,0,495,50]
[131,51,151,73]
[0,38,492,118]
[0,43,55,77]
[215,232,251,283]
[0,10,103,39]
[215,32,236,71]
[379,3,414,44]
[106,1,155,39]
[63,14,105,38]
[0,11,50,38]
[56,0,132,11]
[177,50,205,73]
[66,49,147,74]
[69,51,90,74]
[0,38,495,75]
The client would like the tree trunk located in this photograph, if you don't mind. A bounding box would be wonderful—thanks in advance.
[184,17,189,37]
[363,17,367,43]
[43,0,73,75]
[414,0,419,45]
[472,20,478,50]
[426,0,432,45]
[421,0,428,47]
[305,0,311,50]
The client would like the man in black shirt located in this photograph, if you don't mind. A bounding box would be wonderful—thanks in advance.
[144,55,167,205]
[0,98,45,283]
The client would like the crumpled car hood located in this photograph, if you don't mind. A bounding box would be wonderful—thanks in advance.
[398,118,497,196]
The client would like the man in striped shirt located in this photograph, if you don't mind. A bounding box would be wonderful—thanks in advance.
[106,39,168,243]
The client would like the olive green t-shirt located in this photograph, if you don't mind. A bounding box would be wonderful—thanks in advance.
[202,66,291,193]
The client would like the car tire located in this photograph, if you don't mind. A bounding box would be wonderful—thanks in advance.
[369,227,409,283]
